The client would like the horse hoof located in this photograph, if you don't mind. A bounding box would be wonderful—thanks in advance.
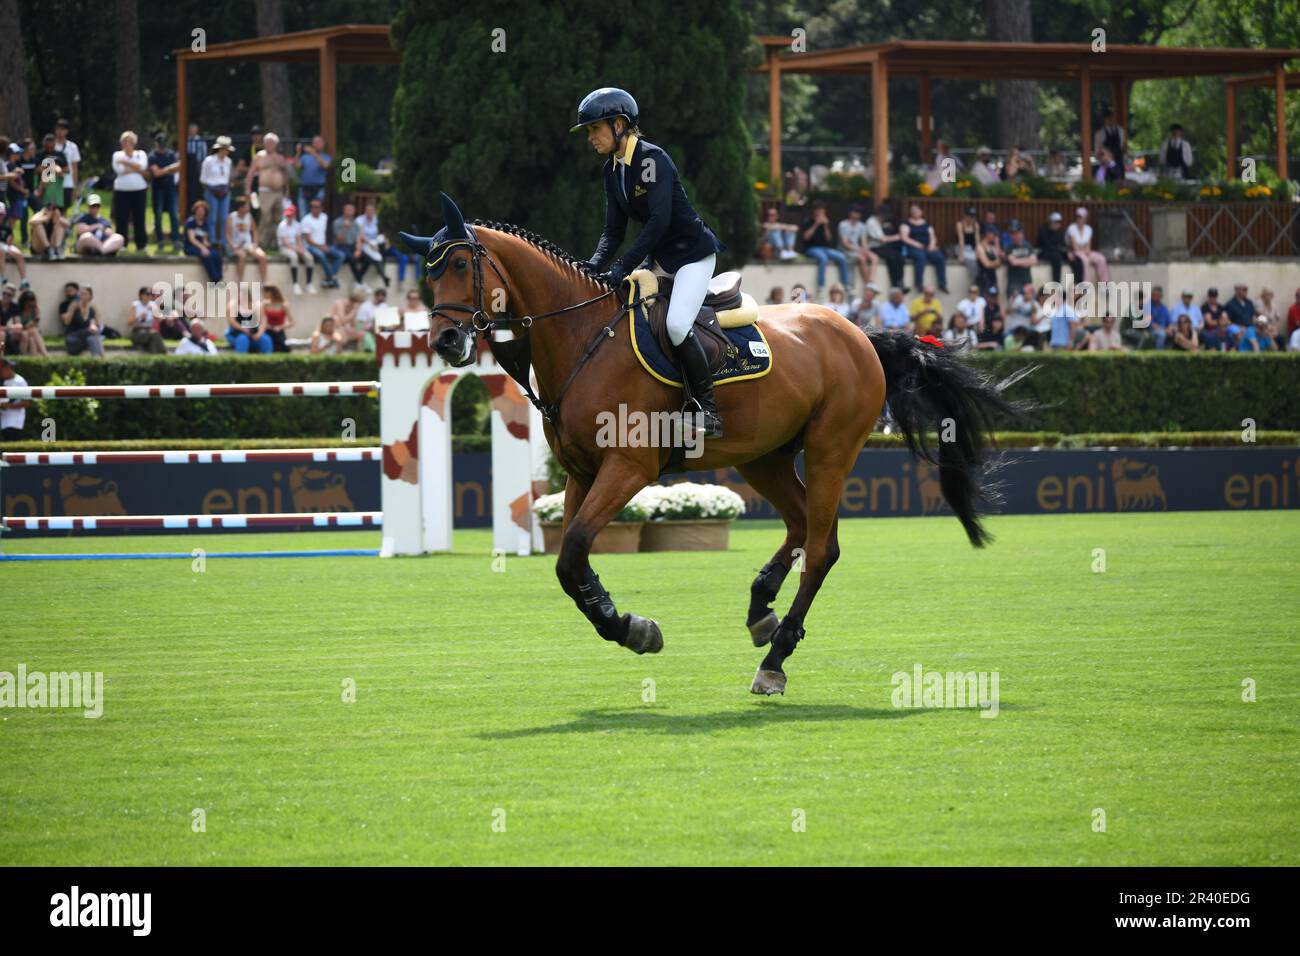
[748,611,779,647]
[624,615,664,655]
[750,667,786,696]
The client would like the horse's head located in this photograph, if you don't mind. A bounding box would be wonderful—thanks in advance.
[400,192,510,367]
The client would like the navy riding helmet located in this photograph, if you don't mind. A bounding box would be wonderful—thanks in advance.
[568,87,639,134]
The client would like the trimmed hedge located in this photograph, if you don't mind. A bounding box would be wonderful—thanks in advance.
[7,352,1300,440]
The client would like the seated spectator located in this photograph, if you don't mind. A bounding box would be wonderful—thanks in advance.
[1000,147,1034,180]
[909,285,944,335]
[1200,288,1225,342]
[1286,288,1300,344]
[73,195,125,256]
[760,206,797,260]
[900,203,947,293]
[866,204,908,292]
[333,202,372,287]
[765,287,784,305]
[1256,287,1282,348]
[129,286,165,354]
[330,288,367,350]
[850,282,881,332]
[301,197,343,290]
[226,196,268,285]
[977,312,1006,350]
[955,284,986,332]
[1144,285,1172,349]
[955,207,980,283]
[0,203,28,287]
[838,205,876,291]
[1066,208,1109,283]
[355,286,387,352]
[1224,283,1256,329]
[262,284,294,353]
[799,201,850,297]
[1094,147,1122,184]
[880,287,910,330]
[1048,288,1080,351]
[175,318,219,356]
[933,139,964,175]
[1238,316,1275,352]
[1007,283,1041,349]
[1088,314,1125,351]
[979,210,999,239]
[61,285,104,357]
[1036,211,1079,285]
[1289,320,1300,352]
[1170,313,1199,352]
[789,284,808,304]
[310,315,345,354]
[970,147,999,186]
[1158,124,1194,178]
[1003,221,1036,291]
[1170,290,1196,330]
[974,230,1003,293]
[943,311,978,349]
[983,285,1003,330]
[277,204,314,295]
[184,200,224,282]
[3,287,47,356]
[825,283,851,318]
[358,201,396,287]
[1045,149,1070,179]
[226,290,272,354]
[29,204,69,261]
[152,283,190,341]
[0,354,30,440]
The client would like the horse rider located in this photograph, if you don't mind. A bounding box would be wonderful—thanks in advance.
[572,87,728,438]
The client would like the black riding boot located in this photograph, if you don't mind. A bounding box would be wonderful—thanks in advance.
[673,329,723,438]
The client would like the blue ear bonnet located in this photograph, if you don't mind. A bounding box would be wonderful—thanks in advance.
[399,192,477,280]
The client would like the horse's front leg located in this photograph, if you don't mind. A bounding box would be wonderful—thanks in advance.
[554,456,662,654]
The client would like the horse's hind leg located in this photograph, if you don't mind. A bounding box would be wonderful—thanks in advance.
[735,452,807,647]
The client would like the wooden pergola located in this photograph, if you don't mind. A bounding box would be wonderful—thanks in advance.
[1225,69,1300,176]
[173,24,399,213]
[754,39,1300,200]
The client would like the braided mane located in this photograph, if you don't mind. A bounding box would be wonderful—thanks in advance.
[470,219,612,289]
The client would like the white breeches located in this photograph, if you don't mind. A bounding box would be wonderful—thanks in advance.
[663,253,716,346]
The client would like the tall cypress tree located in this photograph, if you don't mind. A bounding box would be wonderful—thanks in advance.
[390,0,757,269]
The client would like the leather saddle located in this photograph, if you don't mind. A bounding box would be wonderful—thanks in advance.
[632,270,760,374]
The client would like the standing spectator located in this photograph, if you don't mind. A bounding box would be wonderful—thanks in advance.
[866,204,907,292]
[1093,108,1126,164]
[28,204,69,262]
[879,287,910,331]
[933,140,964,174]
[183,200,223,282]
[1094,147,1122,184]
[148,133,182,250]
[301,197,343,289]
[359,200,402,286]
[849,282,881,332]
[955,284,986,332]
[129,286,165,353]
[185,122,207,208]
[295,135,333,212]
[908,285,944,334]
[332,202,372,287]
[226,287,271,354]
[4,143,29,247]
[970,147,999,186]
[1224,283,1256,330]
[226,196,269,285]
[825,283,851,318]
[16,140,38,246]
[52,118,80,210]
[1066,208,1109,283]
[111,131,150,251]
[1144,285,1172,349]
[261,284,294,352]
[1003,220,1037,292]
[277,204,313,294]
[759,206,797,260]
[176,318,219,355]
[837,205,876,292]
[1170,289,1201,330]
[245,132,290,249]
[310,315,345,354]
[899,203,947,293]
[200,135,234,251]
[73,196,125,256]
[1171,314,1199,352]
[0,204,28,287]
[35,135,68,241]
[974,229,1003,294]
[62,285,104,357]
[1036,211,1078,284]
[1159,124,1194,178]
[1048,287,1080,351]
[1238,315,1275,352]
[955,206,980,284]
[1087,314,1125,351]
[798,201,850,297]
[0,354,29,440]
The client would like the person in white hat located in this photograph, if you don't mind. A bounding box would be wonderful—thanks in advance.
[1065,207,1109,284]
[73,195,125,255]
[200,135,234,251]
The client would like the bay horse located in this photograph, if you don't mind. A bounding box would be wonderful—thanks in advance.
[402,193,1025,696]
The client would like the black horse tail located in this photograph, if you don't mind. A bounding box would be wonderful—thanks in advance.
[865,330,1033,547]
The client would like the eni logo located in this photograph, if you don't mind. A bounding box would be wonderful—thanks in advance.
[1111,457,1167,511]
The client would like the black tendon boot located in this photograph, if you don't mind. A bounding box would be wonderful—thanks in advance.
[673,329,723,438]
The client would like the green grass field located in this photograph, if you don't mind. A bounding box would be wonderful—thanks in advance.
[2,511,1297,866]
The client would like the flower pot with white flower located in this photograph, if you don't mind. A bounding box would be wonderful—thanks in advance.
[532,490,653,554]
[638,483,746,552]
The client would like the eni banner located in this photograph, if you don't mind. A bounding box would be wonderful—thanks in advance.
[3,447,1298,534]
